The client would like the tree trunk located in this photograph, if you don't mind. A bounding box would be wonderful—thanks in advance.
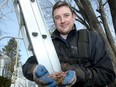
[98,0,116,57]
[108,0,116,34]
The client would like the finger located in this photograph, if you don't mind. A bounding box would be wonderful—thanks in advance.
[36,65,48,77]
[40,77,55,84]
[63,70,76,85]
[47,80,58,87]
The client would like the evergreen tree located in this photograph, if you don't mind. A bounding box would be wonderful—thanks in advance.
[2,38,20,78]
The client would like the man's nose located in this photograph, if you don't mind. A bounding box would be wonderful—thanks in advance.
[60,17,65,23]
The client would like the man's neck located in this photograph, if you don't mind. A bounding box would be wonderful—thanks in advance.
[60,34,68,39]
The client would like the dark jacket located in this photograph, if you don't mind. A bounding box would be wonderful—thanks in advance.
[22,27,115,87]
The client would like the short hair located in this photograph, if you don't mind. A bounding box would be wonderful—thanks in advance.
[52,1,74,16]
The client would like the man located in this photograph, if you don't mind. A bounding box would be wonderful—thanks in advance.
[22,1,115,87]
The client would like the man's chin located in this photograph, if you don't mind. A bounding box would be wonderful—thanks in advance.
[60,31,69,35]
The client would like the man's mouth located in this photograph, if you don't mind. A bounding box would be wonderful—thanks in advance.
[61,24,68,28]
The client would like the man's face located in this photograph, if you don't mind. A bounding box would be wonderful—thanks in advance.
[53,6,75,35]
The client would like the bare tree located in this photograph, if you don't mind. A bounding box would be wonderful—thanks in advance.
[97,0,116,64]
[0,0,14,35]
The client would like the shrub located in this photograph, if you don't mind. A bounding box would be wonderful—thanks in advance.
[0,76,11,87]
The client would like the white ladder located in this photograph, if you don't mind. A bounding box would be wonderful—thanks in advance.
[12,0,61,74]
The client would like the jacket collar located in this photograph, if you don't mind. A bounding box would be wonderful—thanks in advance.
[51,24,77,39]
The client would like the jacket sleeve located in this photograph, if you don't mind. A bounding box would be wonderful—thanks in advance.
[76,31,115,86]
[22,55,38,81]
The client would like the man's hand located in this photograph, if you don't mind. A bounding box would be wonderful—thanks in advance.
[62,70,76,86]
[33,65,57,87]
[48,70,76,86]
[35,64,48,77]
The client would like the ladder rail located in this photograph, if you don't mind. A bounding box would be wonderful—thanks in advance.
[13,0,34,57]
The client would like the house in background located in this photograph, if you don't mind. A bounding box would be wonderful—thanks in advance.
[10,62,37,87]
[0,54,11,77]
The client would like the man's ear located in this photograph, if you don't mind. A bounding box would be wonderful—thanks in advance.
[72,13,76,21]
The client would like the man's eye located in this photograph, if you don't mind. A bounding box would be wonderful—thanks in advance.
[55,16,60,20]
[64,14,69,17]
